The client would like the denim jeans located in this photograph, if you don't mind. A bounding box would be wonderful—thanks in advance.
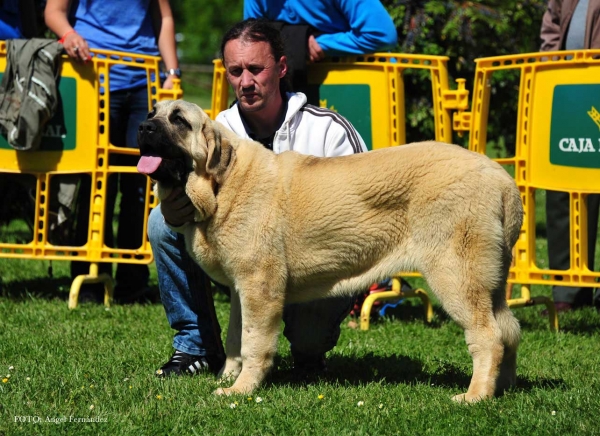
[71,86,149,289]
[147,205,353,359]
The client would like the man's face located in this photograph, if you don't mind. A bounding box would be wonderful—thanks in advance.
[223,39,287,113]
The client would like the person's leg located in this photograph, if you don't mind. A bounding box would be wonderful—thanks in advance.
[282,296,353,372]
[546,190,585,306]
[147,205,225,374]
[587,194,600,309]
[110,87,150,299]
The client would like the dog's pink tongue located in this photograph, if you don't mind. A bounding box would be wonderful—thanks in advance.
[137,156,162,174]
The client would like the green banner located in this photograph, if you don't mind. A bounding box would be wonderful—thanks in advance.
[550,84,600,168]
[318,84,372,150]
[0,76,77,151]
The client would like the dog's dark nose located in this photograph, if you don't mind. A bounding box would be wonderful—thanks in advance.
[138,120,157,135]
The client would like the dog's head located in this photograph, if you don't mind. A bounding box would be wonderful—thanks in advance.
[137,99,235,188]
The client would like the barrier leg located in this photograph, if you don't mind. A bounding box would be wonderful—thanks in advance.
[506,284,558,331]
[68,262,114,309]
[360,276,432,330]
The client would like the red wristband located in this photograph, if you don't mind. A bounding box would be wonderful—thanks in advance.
[58,29,76,44]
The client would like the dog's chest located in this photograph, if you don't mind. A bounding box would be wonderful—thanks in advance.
[183,225,229,284]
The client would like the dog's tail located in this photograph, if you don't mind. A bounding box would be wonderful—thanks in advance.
[501,182,524,254]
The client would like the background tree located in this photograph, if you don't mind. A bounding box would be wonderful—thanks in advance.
[171,0,244,63]
[385,0,547,150]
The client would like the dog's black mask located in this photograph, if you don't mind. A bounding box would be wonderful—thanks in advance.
[137,116,191,186]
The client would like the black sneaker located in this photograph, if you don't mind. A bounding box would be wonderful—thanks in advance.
[113,286,158,305]
[155,351,222,378]
[292,353,327,381]
[78,284,104,304]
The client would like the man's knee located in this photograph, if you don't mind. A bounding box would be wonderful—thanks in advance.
[148,205,168,246]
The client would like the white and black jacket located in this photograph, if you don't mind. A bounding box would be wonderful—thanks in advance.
[215,92,367,157]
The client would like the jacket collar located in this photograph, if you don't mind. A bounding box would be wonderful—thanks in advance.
[220,92,308,139]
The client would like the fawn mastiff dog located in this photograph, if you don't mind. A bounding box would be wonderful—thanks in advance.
[137,100,523,402]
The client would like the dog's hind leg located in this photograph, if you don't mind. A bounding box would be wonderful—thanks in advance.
[493,297,520,395]
[423,252,508,403]
[492,250,520,395]
[215,278,285,396]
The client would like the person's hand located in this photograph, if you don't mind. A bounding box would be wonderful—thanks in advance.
[61,30,92,62]
[161,186,195,227]
[162,74,175,90]
[308,35,325,63]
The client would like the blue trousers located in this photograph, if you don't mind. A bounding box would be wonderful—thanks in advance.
[71,86,149,289]
[147,205,352,359]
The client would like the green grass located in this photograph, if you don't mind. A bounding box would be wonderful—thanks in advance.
[1,255,599,435]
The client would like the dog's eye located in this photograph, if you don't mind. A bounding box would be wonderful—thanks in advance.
[170,111,191,129]
[147,108,156,119]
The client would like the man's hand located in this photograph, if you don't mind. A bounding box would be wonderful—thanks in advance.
[308,35,325,62]
[161,187,195,227]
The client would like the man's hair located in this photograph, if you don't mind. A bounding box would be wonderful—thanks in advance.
[220,18,291,93]
[220,18,286,62]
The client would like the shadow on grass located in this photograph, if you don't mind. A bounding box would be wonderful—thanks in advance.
[558,314,600,335]
[0,276,71,301]
[379,297,600,335]
[360,300,452,329]
[267,353,566,395]
[0,276,162,305]
[518,306,600,336]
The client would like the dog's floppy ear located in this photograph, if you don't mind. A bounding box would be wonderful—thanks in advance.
[204,119,235,185]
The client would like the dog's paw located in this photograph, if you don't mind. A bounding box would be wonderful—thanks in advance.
[451,392,487,403]
[213,387,232,396]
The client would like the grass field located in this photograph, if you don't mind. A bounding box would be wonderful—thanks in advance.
[1,250,600,435]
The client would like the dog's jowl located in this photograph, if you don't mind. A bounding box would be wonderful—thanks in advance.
[138,99,523,403]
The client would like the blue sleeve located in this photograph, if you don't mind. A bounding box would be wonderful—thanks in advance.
[244,0,269,19]
[316,0,398,55]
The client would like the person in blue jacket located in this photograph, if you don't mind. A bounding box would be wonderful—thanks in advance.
[244,0,397,103]
[244,0,398,62]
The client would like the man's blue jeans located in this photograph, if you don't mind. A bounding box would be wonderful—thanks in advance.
[147,205,352,359]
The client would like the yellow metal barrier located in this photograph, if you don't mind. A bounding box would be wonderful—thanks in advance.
[0,44,182,308]
[455,49,600,330]
[210,53,468,148]
[210,54,467,328]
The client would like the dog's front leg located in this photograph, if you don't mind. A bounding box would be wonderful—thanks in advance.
[218,288,243,382]
[214,280,284,396]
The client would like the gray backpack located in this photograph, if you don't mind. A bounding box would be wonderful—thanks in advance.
[0,38,63,151]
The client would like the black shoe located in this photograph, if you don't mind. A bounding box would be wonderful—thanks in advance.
[113,286,158,305]
[293,353,327,380]
[156,351,224,377]
[77,284,104,304]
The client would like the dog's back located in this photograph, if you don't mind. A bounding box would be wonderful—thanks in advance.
[276,141,522,304]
